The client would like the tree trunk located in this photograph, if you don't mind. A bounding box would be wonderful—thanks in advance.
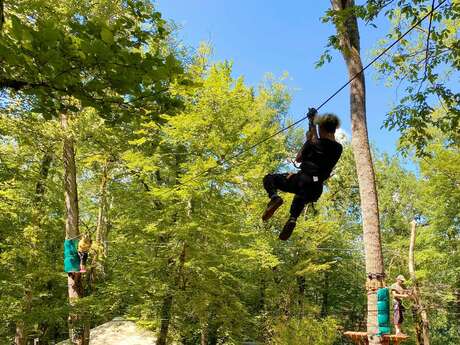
[14,322,26,345]
[331,1,385,343]
[61,112,89,345]
[201,322,208,345]
[157,153,188,345]
[15,152,53,345]
[321,271,329,317]
[157,294,173,345]
[207,314,219,345]
[157,244,187,345]
[96,160,110,255]
[88,160,111,287]
[456,282,460,330]
[297,275,306,318]
[409,220,430,345]
[0,0,4,31]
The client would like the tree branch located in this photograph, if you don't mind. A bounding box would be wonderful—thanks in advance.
[0,78,48,90]
[0,0,4,31]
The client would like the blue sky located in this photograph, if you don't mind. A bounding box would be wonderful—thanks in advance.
[156,0,402,155]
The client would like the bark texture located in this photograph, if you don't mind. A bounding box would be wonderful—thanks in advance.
[0,0,4,31]
[157,244,187,345]
[331,1,385,343]
[61,112,89,345]
[96,161,110,255]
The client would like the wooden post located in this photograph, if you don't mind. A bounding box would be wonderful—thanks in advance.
[408,220,430,345]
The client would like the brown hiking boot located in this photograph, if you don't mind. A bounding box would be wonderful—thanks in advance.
[262,196,283,221]
[279,217,296,241]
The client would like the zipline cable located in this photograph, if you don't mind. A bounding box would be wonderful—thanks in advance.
[226,0,448,162]
[156,0,447,197]
[421,0,437,83]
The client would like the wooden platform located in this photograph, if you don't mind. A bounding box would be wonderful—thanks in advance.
[344,331,409,345]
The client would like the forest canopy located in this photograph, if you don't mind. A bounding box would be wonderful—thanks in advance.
[0,1,459,345]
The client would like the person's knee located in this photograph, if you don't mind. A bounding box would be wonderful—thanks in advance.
[295,173,308,189]
[263,174,273,186]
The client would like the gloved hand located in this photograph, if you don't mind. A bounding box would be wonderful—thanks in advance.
[307,107,317,120]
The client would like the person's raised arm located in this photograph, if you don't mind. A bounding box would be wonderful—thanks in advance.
[295,108,318,163]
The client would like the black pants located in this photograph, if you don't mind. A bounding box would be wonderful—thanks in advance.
[263,172,323,218]
[78,251,88,266]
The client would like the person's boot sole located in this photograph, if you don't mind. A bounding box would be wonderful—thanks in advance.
[262,197,283,222]
[279,221,296,241]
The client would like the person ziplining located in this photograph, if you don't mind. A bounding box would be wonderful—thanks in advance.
[261,108,343,240]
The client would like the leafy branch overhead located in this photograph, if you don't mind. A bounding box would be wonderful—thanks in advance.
[319,0,459,155]
[0,0,190,122]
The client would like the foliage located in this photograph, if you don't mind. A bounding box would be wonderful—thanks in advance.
[0,0,187,122]
[270,317,339,345]
[320,1,459,155]
[1,1,459,345]
[368,0,460,154]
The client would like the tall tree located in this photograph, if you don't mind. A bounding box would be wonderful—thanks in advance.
[61,111,89,345]
[329,1,385,343]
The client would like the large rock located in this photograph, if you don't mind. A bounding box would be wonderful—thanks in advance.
[58,319,158,345]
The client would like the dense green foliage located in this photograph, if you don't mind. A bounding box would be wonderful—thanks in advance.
[0,1,459,345]
[321,0,459,154]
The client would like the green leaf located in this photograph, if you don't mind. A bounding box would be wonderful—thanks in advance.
[101,27,114,45]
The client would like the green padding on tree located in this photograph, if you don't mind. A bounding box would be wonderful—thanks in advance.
[378,314,390,325]
[378,326,391,335]
[377,300,389,312]
[64,239,80,272]
[377,287,391,336]
[377,287,389,301]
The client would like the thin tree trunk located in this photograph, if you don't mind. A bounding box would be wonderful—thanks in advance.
[201,322,208,345]
[199,310,219,345]
[321,271,329,317]
[14,322,26,345]
[207,312,219,345]
[88,160,111,287]
[331,1,385,343]
[0,0,4,31]
[61,112,89,345]
[157,244,187,345]
[456,283,460,329]
[409,220,430,345]
[96,161,109,254]
[297,275,305,318]
[15,152,53,345]
[157,294,173,345]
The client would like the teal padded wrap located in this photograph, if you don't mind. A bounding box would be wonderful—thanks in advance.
[64,239,80,272]
[377,287,390,336]
[378,313,390,324]
[377,287,389,301]
[379,326,391,335]
[377,300,389,312]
